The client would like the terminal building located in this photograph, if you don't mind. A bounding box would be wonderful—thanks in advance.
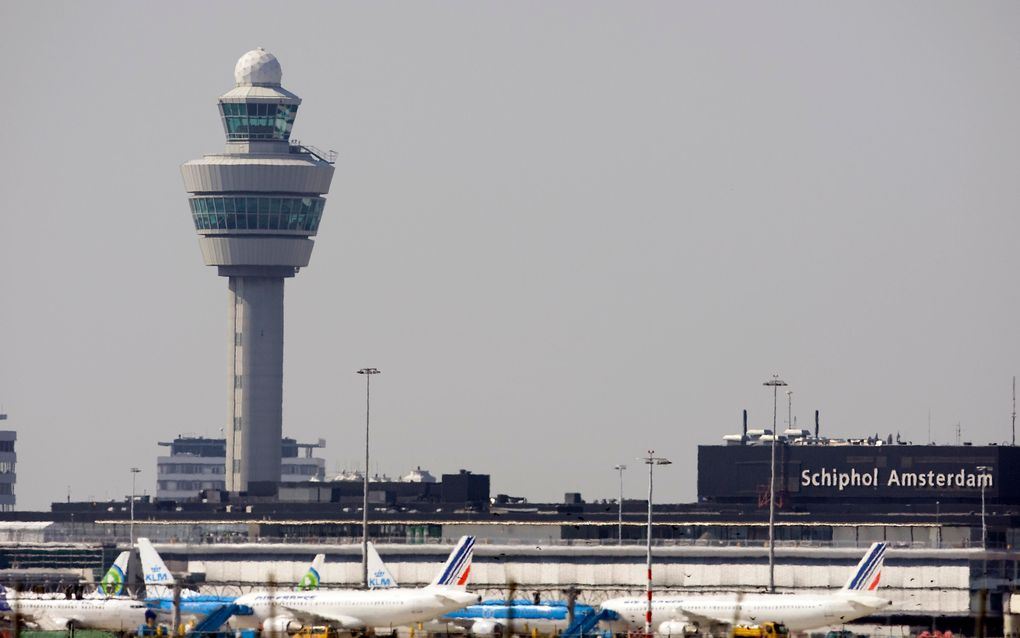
[0,432,1018,633]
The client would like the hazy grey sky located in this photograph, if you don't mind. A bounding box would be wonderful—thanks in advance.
[1,2,1018,510]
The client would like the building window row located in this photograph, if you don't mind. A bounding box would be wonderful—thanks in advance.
[219,102,298,140]
[159,463,225,475]
[282,464,321,476]
[0,442,15,452]
[189,196,325,233]
[157,480,225,492]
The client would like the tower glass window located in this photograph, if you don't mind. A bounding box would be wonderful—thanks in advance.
[189,196,325,232]
[219,102,298,141]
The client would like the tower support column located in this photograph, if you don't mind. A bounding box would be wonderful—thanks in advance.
[227,274,285,495]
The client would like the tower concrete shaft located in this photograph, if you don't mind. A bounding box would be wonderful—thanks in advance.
[228,276,284,494]
[182,49,335,494]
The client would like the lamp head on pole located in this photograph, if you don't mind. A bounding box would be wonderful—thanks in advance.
[641,451,672,466]
[130,467,140,474]
[763,375,787,388]
[357,368,380,376]
[614,464,627,471]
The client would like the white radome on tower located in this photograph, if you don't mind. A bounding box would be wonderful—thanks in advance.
[234,48,282,86]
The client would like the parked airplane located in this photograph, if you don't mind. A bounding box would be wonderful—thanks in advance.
[0,552,148,630]
[367,542,593,635]
[601,542,894,635]
[439,599,597,636]
[138,537,323,618]
[233,536,480,633]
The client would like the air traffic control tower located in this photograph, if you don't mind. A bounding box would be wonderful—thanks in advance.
[181,49,335,495]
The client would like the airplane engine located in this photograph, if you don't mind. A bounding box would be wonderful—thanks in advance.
[262,616,303,635]
[469,620,503,636]
[658,621,698,636]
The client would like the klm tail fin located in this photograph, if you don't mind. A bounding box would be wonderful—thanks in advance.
[137,537,175,598]
[428,536,474,589]
[842,542,887,591]
[367,542,397,589]
[295,554,325,591]
[98,551,130,596]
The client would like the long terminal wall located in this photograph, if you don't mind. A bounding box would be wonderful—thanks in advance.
[158,544,976,614]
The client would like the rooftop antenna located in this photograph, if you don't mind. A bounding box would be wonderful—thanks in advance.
[742,409,748,444]
[1012,376,1016,446]
[955,422,962,446]
[814,410,819,439]
[928,409,932,445]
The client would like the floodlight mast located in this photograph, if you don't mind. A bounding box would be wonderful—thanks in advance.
[642,452,671,638]
[763,374,787,593]
[357,367,380,588]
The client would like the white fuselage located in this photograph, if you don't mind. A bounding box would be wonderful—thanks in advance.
[602,592,893,633]
[233,587,481,630]
[0,595,150,631]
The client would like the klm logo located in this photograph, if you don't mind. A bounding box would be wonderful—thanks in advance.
[145,566,170,583]
[369,570,392,588]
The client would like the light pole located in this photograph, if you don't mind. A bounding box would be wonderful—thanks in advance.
[785,389,793,431]
[357,367,380,588]
[977,465,990,549]
[935,499,941,549]
[129,467,140,545]
[614,464,627,545]
[763,374,787,593]
[642,451,671,638]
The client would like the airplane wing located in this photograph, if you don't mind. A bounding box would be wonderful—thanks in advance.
[36,613,76,632]
[674,606,729,626]
[275,604,365,630]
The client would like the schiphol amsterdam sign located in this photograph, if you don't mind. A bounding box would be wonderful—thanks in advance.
[800,466,994,492]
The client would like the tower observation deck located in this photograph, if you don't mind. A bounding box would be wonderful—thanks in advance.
[181,49,335,495]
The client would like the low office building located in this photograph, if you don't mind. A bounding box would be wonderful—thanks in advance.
[0,412,15,512]
[156,435,325,499]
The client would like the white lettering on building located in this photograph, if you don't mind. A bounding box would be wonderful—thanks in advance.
[799,467,993,491]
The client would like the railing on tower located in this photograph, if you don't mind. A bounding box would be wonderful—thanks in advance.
[289,140,337,164]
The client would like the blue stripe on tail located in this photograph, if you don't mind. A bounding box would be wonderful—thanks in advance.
[848,543,886,590]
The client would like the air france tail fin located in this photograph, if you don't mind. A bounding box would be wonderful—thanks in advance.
[98,551,130,596]
[428,536,474,589]
[367,542,397,589]
[842,542,887,591]
[296,554,325,591]
[137,537,176,598]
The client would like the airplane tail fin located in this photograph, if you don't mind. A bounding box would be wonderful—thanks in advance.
[428,536,475,589]
[98,551,130,596]
[842,542,887,591]
[295,554,325,591]
[367,542,397,588]
[137,537,175,597]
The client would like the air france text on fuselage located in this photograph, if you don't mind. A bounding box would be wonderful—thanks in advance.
[800,467,993,491]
